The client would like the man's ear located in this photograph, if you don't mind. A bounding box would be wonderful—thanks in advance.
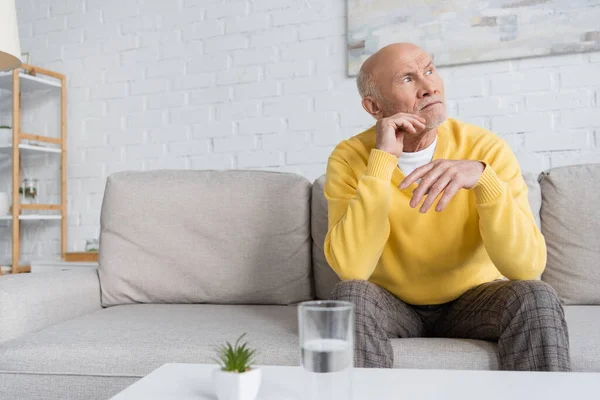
[362,97,384,120]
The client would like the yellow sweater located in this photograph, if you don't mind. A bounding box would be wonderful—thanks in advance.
[324,118,546,305]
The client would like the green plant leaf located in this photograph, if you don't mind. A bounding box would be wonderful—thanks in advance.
[213,333,258,373]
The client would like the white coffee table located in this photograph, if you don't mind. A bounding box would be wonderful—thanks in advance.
[111,363,600,400]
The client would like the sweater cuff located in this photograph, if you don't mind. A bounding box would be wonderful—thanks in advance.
[473,163,503,204]
[365,149,398,181]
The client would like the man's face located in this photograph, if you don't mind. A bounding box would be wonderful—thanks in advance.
[374,49,447,130]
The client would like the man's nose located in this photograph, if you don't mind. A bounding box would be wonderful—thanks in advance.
[417,80,437,98]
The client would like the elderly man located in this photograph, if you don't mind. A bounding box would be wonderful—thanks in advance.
[325,43,570,371]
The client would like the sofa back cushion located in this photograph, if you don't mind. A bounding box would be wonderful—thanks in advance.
[524,172,542,230]
[311,172,542,300]
[311,175,340,300]
[540,164,600,305]
[99,170,313,307]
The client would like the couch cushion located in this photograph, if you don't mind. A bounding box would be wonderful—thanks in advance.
[0,373,135,400]
[564,306,600,372]
[311,175,340,300]
[523,172,542,229]
[1,304,595,379]
[540,164,600,305]
[0,304,300,378]
[99,170,313,306]
[311,172,542,300]
[391,338,499,370]
[0,303,502,377]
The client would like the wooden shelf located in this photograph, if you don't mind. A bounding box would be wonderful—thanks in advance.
[65,252,99,262]
[0,265,31,274]
[21,204,62,210]
[0,70,61,92]
[0,143,62,156]
[0,215,62,221]
[21,133,62,145]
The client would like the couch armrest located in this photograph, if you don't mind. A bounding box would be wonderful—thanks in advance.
[0,269,102,345]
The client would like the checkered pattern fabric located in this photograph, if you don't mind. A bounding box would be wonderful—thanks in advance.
[330,279,571,371]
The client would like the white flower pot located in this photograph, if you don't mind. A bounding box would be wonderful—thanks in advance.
[212,368,261,400]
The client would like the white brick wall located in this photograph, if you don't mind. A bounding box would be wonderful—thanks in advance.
[1,0,599,262]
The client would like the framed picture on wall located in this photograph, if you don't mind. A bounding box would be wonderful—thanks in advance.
[347,0,600,76]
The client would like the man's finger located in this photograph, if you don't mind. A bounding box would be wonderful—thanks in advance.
[399,114,426,126]
[399,161,438,190]
[388,115,426,133]
[403,117,427,132]
[400,120,417,134]
[409,165,448,207]
[390,112,426,123]
[419,173,452,213]
[436,183,461,212]
[407,119,426,132]
[396,117,423,134]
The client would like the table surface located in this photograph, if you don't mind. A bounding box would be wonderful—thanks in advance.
[111,363,600,400]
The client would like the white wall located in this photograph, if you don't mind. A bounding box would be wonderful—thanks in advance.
[2,0,599,261]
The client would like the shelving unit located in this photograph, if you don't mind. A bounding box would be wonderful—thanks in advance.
[0,64,66,275]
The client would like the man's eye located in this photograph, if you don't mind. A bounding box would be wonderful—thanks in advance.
[425,69,433,76]
[403,77,412,83]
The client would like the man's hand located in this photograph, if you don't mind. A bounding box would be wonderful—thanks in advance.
[375,113,426,158]
[399,160,485,213]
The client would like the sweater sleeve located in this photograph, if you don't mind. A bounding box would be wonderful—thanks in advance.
[472,140,547,280]
[323,147,398,281]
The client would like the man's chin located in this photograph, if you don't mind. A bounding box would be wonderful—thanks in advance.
[424,114,447,130]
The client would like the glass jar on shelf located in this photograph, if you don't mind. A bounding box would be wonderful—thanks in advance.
[20,178,38,205]
[85,239,99,252]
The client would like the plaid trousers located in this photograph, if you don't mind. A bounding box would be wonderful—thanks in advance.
[330,279,571,371]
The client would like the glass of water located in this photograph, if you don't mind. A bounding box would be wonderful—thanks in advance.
[298,300,354,400]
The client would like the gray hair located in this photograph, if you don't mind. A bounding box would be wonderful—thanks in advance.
[356,68,380,100]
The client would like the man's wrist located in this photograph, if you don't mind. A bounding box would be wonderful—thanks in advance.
[375,145,400,158]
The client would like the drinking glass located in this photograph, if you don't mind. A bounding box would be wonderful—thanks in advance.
[298,300,354,400]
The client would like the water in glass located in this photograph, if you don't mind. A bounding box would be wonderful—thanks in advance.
[298,301,354,400]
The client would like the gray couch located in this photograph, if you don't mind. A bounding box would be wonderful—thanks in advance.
[1,165,599,400]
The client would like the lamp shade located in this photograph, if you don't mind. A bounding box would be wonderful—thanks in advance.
[0,0,22,71]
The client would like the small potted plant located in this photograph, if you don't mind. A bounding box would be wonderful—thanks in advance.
[212,333,261,400]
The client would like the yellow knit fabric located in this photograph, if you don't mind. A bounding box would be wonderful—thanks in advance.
[324,118,546,305]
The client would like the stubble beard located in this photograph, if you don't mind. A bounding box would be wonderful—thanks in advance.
[381,98,447,131]
[422,111,447,130]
